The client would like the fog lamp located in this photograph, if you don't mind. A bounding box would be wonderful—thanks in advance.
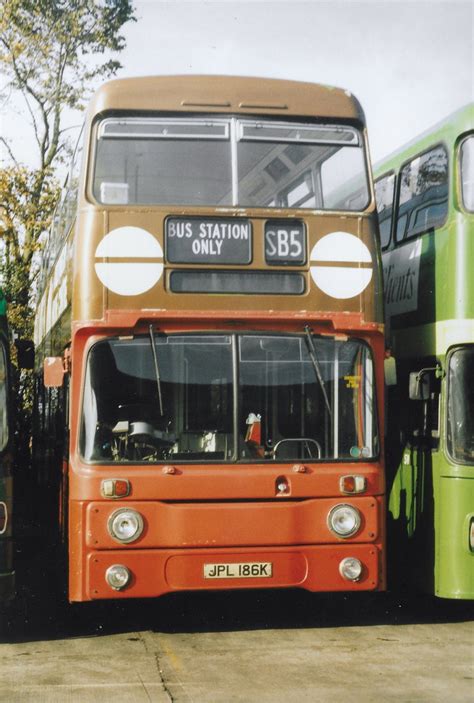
[108,508,144,544]
[328,504,361,537]
[339,557,363,581]
[105,564,131,590]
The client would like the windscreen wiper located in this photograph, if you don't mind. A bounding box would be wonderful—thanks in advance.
[149,324,164,416]
[304,325,332,419]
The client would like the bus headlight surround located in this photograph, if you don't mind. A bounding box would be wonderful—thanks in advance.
[108,508,144,544]
[105,564,131,590]
[339,557,363,581]
[328,503,361,538]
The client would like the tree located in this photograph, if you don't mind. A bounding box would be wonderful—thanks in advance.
[0,0,135,466]
[0,0,135,302]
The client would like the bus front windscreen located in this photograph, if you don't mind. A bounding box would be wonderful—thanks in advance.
[93,117,370,211]
[81,333,378,464]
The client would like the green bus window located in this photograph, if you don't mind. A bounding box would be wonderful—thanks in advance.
[0,343,8,452]
[375,173,395,249]
[447,348,474,464]
[460,135,474,212]
[395,145,448,242]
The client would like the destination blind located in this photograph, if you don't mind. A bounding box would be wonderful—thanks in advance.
[166,217,252,264]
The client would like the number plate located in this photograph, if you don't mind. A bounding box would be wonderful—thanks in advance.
[203,561,273,579]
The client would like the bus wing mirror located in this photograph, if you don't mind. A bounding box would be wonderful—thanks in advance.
[15,339,35,370]
[409,371,431,400]
[384,356,397,386]
[44,357,65,388]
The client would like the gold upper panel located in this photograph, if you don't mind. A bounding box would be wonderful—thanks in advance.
[86,75,365,123]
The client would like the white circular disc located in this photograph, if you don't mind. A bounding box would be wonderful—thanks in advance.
[310,232,373,299]
[94,227,163,296]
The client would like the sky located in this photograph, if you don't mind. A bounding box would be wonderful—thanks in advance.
[1,0,473,168]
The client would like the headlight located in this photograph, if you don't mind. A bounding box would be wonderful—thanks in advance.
[105,564,131,590]
[339,557,363,581]
[328,504,361,537]
[108,508,144,544]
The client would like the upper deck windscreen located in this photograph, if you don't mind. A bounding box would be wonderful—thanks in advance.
[93,117,370,211]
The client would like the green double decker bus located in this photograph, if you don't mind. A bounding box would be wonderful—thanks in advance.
[0,290,14,610]
[375,104,474,599]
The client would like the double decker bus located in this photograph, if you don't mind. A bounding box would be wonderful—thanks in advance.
[375,104,474,599]
[0,290,14,608]
[33,76,385,602]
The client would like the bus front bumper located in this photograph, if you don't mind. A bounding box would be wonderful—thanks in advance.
[82,544,383,601]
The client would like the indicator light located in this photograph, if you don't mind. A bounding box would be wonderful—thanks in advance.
[101,479,130,499]
[339,475,367,494]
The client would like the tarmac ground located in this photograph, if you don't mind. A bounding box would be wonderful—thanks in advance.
[1,543,473,703]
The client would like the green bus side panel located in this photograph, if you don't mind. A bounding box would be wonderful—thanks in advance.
[388,444,474,599]
[437,474,474,599]
[388,443,435,594]
[379,105,474,599]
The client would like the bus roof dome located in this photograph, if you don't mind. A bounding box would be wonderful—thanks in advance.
[88,75,365,123]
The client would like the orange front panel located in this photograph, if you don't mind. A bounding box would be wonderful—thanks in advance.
[69,460,385,502]
[66,314,386,603]
[85,497,380,549]
[86,544,381,600]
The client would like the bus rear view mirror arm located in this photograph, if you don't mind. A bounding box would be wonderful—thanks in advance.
[409,366,442,401]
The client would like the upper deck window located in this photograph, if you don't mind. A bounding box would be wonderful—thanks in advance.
[93,117,370,211]
[460,135,474,212]
[395,145,448,242]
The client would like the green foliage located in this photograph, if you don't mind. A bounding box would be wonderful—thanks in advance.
[0,0,135,307]
[0,167,60,313]
[0,0,135,466]
[0,0,135,168]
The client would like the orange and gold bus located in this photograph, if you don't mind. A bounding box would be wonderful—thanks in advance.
[33,76,385,601]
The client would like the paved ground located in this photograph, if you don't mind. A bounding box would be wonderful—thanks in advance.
[1,587,473,702]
